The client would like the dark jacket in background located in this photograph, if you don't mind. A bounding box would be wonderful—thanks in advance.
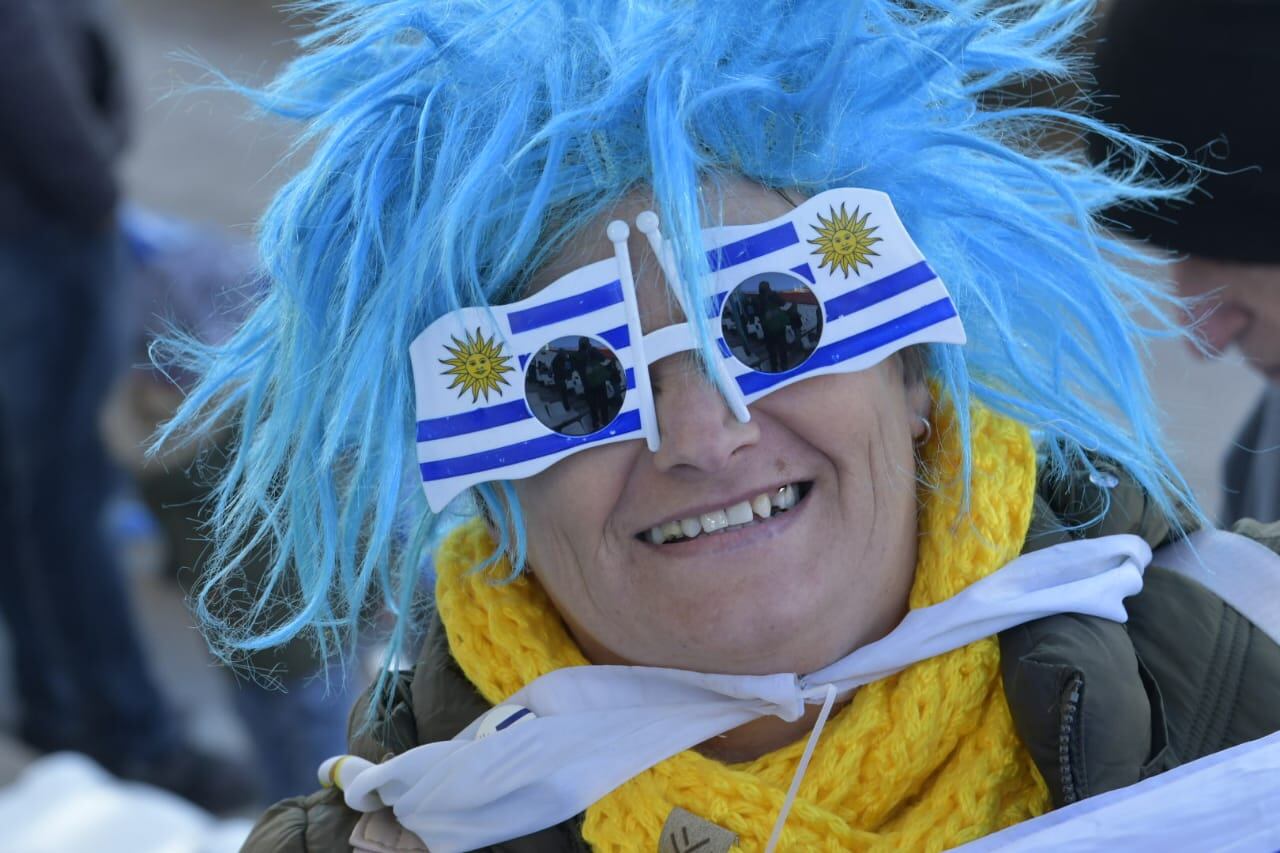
[1224,384,1280,525]
[0,0,128,233]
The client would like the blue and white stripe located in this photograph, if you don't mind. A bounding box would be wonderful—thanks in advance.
[701,188,964,404]
[410,254,643,511]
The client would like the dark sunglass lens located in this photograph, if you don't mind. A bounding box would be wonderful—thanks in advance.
[720,273,823,373]
[525,335,626,435]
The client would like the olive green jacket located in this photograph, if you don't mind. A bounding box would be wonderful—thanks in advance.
[242,466,1280,852]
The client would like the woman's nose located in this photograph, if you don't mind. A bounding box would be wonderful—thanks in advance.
[650,359,760,474]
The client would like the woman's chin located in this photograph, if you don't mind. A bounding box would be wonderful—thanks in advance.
[613,578,866,677]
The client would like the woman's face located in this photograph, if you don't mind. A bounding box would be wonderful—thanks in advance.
[512,180,930,676]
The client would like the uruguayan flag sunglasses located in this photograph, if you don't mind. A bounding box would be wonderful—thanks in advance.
[410,187,966,511]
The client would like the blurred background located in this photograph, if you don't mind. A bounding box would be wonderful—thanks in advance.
[0,0,1266,850]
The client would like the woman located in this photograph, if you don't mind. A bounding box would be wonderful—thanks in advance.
[163,1,1280,849]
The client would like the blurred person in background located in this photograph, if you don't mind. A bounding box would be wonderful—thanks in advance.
[0,0,254,812]
[103,208,361,804]
[1091,0,1280,524]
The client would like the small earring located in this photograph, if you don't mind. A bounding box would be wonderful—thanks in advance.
[915,415,932,445]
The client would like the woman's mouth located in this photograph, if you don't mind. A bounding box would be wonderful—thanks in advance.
[637,481,813,545]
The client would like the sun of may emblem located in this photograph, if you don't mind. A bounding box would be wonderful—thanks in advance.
[809,202,882,277]
[439,327,514,402]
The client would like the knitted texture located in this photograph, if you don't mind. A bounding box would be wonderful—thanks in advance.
[435,402,1048,851]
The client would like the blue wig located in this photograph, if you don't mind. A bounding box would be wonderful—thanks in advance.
[159,0,1199,672]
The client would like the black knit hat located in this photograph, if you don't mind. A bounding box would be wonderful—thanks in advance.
[1090,0,1280,262]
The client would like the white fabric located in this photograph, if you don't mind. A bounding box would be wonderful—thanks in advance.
[953,729,1280,852]
[339,534,1150,853]
[0,752,252,853]
[1152,529,1280,645]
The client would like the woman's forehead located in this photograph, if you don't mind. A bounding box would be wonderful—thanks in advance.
[529,177,798,296]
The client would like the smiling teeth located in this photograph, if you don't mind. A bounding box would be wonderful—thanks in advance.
[646,484,804,544]
[726,501,754,525]
[700,509,729,533]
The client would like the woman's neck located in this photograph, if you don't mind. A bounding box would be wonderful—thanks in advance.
[694,698,853,763]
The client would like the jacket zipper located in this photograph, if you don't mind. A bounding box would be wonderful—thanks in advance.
[1059,672,1084,804]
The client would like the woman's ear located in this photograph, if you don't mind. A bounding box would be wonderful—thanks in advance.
[906,373,932,440]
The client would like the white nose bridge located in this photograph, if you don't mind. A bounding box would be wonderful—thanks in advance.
[630,211,752,440]
[641,322,696,362]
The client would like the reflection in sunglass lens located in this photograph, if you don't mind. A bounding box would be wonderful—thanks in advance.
[720,273,823,373]
[525,335,626,435]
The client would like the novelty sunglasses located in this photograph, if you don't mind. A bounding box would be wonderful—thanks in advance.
[410,187,966,511]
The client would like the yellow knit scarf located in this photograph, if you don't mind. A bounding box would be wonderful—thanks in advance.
[435,403,1049,851]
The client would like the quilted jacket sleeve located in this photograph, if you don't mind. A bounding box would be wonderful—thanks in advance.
[239,787,363,853]
[239,670,420,853]
[1002,471,1280,809]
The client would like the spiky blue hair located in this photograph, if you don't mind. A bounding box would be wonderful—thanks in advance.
[159,0,1199,674]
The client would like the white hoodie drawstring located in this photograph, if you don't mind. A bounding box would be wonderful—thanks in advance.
[765,682,840,853]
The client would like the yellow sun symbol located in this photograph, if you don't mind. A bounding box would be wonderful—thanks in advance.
[808,203,882,277]
[438,327,514,403]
